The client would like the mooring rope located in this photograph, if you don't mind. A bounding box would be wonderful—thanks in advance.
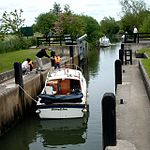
[19,85,37,103]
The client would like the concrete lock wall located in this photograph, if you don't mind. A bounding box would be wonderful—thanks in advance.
[0,74,42,136]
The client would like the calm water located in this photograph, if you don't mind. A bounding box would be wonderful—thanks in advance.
[0,43,121,150]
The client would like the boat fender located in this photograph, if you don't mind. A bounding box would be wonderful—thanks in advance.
[82,108,87,112]
[36,109,41,114]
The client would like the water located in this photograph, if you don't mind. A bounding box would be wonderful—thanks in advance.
[0,43,121,150]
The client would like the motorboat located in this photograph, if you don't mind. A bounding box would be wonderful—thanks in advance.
[36,64,89,119]
[99,36,111,47]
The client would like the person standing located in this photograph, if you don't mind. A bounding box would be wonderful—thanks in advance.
[54,54,61,69]
[50,49,56,68]
[133,26,138,43]
[35,48,50,71]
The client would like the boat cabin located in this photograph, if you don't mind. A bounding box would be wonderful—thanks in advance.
[45,79,81,95]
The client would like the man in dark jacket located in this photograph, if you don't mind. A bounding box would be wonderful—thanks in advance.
[50,49,56,67]
[35,48,50,71]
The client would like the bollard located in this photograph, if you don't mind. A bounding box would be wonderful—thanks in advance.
[14,62,23,87]
[69,46,74,64]
[102,93,116,149]
[14,62,25,111]
[115,59,122,91]
[119,49,124,65]
[121,43,124,50]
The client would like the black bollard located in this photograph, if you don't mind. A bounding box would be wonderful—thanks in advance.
[14,62,25,111]
[119,49,124,65]
[115,59,122,90]
[102,93,116,149]
[121,43,124,50]
[69,46,74,64]
[14,62,23,87]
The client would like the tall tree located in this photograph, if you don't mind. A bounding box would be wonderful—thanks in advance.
[100,17,119,36]
[119,0,149,33]
[53,2,62,15]
[0,9,25,36]
[34,11,57,35]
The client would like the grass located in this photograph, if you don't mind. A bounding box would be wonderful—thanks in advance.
[141,59,150,78]
[0,48,51,73]
[136,48,150,57]
[136,48,150,78]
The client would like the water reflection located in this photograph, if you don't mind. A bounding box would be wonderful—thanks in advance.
[37,114,89,147]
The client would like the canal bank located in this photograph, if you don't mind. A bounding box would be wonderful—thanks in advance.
[106,50,150,149]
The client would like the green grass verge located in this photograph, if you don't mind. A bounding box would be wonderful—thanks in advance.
[0,49,51,73]
[141,59,150,78]
[136,48,150,57]
[136,48,150,78]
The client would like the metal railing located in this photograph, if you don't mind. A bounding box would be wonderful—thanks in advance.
[124,32,150,43]
[37,35,77,47]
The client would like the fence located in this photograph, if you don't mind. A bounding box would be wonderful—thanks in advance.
[124,32,150,43]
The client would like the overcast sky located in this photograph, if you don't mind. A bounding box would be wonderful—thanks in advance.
[0,0,149,26]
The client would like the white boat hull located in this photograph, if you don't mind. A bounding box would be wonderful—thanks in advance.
[37,106,87,119]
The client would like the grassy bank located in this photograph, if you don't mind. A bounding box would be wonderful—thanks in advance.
[136,48,150,78]
[0,48,48,73]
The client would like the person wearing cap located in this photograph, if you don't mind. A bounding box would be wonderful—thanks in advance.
[35,48,50,71]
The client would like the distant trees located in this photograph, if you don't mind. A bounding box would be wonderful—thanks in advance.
[99,17,119,36]
[119,0,150,33]
[34,2,100,43]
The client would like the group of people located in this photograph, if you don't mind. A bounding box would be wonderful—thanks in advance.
[22,47,61,75]
[35,47,61,71]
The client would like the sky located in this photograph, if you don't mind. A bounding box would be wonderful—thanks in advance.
[0,0,149,26]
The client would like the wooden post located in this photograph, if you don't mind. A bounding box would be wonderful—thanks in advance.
[102,93,116,149]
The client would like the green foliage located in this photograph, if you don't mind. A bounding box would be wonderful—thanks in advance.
[52,2,62,15]
[140,14,150,32]
[34,12,57,35]
[141,59,150,78]
[99,17,120,36]
[0,36,37,54]
[34,3,100,44]
[79,15,100,43]
[0,49,39,73]
[119,0,150,33]
[136,48,150,57]
[120,0,147,15]
[0,9,25,36]
[136,48,150,78]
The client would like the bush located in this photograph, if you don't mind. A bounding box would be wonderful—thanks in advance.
[0,36,37,54]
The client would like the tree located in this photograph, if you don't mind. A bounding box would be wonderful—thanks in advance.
[34,11,57,35]
[99,17,120,36]
[52,2,62,15]
[80,15,100,42]
[0,9,25,36]
[64,4,72,14]
[119,0,150,33]
[140,14,150,32]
